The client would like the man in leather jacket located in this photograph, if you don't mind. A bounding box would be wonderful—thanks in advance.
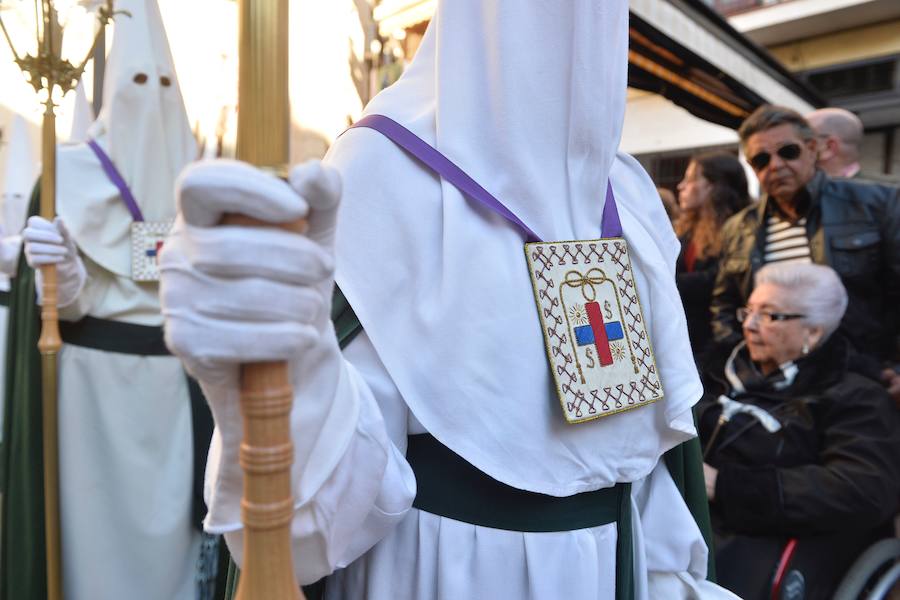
[710,105,900,401]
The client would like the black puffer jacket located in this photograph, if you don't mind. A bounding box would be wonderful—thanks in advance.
[698,335,900,599]
[710,170,900,364]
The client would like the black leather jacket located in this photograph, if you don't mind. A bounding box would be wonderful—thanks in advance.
[710,170,900,363]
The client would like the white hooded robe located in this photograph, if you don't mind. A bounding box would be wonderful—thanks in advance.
[52,1,201,597]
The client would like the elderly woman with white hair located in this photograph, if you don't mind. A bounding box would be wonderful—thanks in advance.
[697,262,900,599]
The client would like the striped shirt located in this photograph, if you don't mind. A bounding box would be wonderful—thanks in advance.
[764,215,812,265]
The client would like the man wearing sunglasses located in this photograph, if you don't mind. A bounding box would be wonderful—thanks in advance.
[709,104,900,403]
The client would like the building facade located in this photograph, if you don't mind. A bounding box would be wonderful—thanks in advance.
[714,0,900,176]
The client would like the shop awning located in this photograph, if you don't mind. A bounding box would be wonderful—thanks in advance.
[628,0,823,129]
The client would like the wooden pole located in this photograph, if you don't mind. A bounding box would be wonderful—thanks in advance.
[232,361,302,600]
[37,7,63,597]
[1,4,119,598]
[232,2,304,599]
[37,99,63,600]
[236,0,289,170]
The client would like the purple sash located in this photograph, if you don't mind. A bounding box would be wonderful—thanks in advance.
[87,140,144,222]
[349,114,623,241]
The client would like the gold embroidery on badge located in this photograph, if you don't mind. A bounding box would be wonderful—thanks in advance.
[525,237,664,424]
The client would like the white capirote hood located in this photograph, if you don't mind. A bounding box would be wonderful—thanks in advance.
[57,0,195,277]
[328,0,702,495]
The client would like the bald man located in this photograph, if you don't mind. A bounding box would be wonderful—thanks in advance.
[806,108,864,178]
[807,107,899,184]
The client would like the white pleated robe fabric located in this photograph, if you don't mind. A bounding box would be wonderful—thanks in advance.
[203,1,739,598]
[51,0,201,597]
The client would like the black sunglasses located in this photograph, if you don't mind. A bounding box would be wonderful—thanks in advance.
[749,143,803,171]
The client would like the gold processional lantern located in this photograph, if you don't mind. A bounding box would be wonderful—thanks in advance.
[0,1,122,598]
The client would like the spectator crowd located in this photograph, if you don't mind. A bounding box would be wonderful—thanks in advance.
[669,104,900,599]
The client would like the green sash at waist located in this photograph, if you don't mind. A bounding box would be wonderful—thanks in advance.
[60,315,169,355]
[407,433,634,600]
[408,432,626,531]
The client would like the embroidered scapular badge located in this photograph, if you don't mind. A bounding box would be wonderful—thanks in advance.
[525,238,664,423]
[130,220,173,281]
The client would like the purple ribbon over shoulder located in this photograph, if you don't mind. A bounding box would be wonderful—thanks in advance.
[350,114,623,241]
[601,182,623,238]
[87,139,144,222]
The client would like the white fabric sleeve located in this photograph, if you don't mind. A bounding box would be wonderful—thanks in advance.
[55,255,99,322]
[203,330,416,584]
[634,460,740,599]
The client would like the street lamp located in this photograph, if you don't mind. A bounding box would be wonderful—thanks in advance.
[0,2,122,598]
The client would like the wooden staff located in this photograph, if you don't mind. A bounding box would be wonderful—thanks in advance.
[228,1,305,599]
[38,94,64,600]
[1,4,118,598]
[36,11,65,600]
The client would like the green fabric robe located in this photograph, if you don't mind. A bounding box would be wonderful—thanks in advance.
[0,187,46,600]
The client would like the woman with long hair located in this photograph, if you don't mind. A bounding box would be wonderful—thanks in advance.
[675,152,750,362]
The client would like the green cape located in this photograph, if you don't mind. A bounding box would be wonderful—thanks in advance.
[221,292,715,599]
[0,187,46,600]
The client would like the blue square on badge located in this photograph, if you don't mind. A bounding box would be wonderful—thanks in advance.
[574,325,595,346]
[605,321,624,341]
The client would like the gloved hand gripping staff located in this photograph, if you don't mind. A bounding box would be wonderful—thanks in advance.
[225,2,305,599]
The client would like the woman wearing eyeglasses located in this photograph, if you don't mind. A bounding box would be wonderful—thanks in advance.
[675,152,750,365]
[697,262,900,600]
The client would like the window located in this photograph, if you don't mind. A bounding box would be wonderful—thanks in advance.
[807,59,897,99]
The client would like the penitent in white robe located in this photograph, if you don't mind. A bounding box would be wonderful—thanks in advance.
[54,142,201,600]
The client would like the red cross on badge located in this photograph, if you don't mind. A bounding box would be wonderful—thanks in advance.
[573,301,625,367]
[145,240,165,264]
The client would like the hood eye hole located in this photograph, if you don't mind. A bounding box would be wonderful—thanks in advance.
[133,73,148,84]
[160,76,172,87]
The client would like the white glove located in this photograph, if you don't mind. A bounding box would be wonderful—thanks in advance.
[160,158,343,453]
[23,216,87,307]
